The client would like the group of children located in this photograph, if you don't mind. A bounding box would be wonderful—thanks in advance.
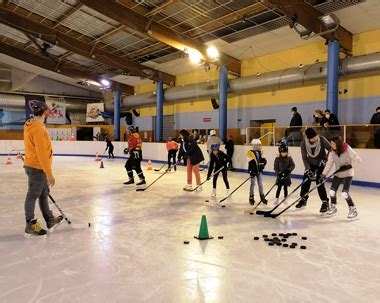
[121,125,360,220]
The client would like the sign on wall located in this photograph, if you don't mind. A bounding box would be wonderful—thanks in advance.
[24,95,45,120]
[46,97,66,124]
[86,103,105,123]
[203,117,212,123]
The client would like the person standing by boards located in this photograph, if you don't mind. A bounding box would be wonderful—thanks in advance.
[166,137,179,171]
[105,137,114,159]
[23,101,63,237]
[178,129,204,192]
[124,126,146,188]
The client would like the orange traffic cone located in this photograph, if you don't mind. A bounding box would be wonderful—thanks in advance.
[95,152,101,161]
[6,155,12,165]
[146,160,153,170]
[16,152,22,160]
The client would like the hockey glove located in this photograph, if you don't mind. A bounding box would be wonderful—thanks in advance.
[305,169,317,181]
[338,164,352,172]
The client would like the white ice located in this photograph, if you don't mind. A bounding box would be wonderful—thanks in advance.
[1,156,380,303]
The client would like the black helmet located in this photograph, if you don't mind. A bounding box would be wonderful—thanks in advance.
[278,144,288,153]
[128,125,136,133]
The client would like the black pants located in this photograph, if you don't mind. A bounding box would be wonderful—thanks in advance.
[276,185,288,198]
[168,149,177,171]
[226,151,234,169]
[300,164,328,203]
[108,147,114,159]
[330,176,354,206]
[125,151,145,180]
[213,169,229,189]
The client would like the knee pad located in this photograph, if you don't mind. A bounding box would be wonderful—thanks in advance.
[329,190,336,197]
[341,191,350,200]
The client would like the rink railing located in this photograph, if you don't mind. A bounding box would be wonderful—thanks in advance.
[245,124,380,149]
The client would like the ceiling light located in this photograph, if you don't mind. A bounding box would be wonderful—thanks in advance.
[207,46,219,59]
[100,79,110,87]
[87,80,102,87]
[294,22,312,37]
[319,13,340,29]
[187,48,202,64]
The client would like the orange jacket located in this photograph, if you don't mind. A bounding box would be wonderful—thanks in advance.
[166,141,178,151]
[23,119,53,176]
[128,133,142,150]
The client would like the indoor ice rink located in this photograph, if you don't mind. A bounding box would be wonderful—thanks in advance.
[1,0,380,302]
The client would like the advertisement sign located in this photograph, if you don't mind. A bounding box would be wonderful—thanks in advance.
[86,103,105,123]
[46,97,66,124]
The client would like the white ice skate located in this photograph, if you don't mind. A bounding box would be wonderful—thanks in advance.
[347,206,358,220]
[183,184,192,191]
[326,203,337,216]
[273,198,280,206]
[211,189,217,198]
[195,186,203,192]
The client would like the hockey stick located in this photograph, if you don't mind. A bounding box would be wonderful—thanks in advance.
[256,178,309,216]
[184,166,226,192]
[136,161,180,192]
[265,169,339,218]
[154,163,167,172]
[249,181,277,213]
[219,176,251,204]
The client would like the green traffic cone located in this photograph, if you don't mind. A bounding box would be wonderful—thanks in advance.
[194,215,213,240]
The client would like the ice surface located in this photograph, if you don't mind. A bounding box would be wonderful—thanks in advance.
[1,156,380,303]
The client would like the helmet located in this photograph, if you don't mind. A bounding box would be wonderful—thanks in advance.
[278,144,288,153]
[250,139,262,146]
[210,130,216,136]
[167,137,172,141]
[128,126,136,133]
[211,143,220,151]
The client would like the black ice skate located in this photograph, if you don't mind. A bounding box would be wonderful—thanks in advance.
[123,179,135,186]
[25,219,47,238]
[249,195,255,205]
[47,215,64,232]
[319,201,329,214]
[136,179,146,188]
[295,199,307,209]
[260,194,268,205]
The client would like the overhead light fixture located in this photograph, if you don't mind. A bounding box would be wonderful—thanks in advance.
[186,48,202,64]
[294,22,312,38]
[87,80,102,87]
[100,79,110,87]
[319,13,340,30]
[207,46,219,59]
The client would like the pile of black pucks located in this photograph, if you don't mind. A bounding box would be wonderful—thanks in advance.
[254,232,307,249]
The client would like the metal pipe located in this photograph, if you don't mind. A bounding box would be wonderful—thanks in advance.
[114,89,121,141]
[219,66,228,141]
[155,81,164,142]
[326,41,340,114]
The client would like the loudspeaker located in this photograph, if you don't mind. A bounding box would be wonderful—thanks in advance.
[132,109,140,117]
[211,98,219,109]
[125,112,133,125]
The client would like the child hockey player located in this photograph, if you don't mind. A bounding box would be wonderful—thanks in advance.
[321,136,361,220]
[247,139,267,205]
[273,143,295,205]
[166,137,179,171]
[207,143,230,197]
[124,126,146,187]
[105,137,114,159]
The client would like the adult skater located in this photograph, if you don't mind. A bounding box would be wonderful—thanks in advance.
[124,126,146,187]
[207,130,222,154]
[273,143,295,205]
[178,129,204,191]
[295,127,331,214]
[247,139,267,205]
[207,143,230,197]
[370,106,380,148]
[23,101,62,237]
[225,134,235,170]
[321,136,361,219]
[166,137,178,171]
[105,137,114,159]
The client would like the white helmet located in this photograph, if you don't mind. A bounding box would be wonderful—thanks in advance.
[251,139,262,146]
[210,129,216,136]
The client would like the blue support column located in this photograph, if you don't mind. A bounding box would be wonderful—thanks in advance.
[326,40,340,115]
[155,80,164,142]
[113,88,121,141]
[219,66,228,141]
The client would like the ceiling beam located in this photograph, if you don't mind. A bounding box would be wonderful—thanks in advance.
[0,41,134,95]
[0,7,175,86]
[264,0,353,52]
[79,0,241,75]
[52,2,83,29]
[145,0,179,18]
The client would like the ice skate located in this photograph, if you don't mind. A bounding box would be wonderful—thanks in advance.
[319,201,329,215]
[195,185,203,192]
[347,206,358,220]
[136,179,146,188]
[211,188,217,198]
[260,194,268,205]
[249,195,255,205]
[47,215,64,232]
[226,189,230,196]
[123,178,135,186]
[295,199,307,209]
[273,198,280,206]
[183,184,192,191]
[326,203,337,216]
[25,219,47,238]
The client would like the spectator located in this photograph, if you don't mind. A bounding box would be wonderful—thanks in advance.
[225,134,235,171]
[370,106,380,148]
[287,106,303,146]
[322,109,341,139]
[207,130,222,155]
[192,129,200,141]
[313,109,325,126]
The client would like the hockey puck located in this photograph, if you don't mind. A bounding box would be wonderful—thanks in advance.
[279,233,284,237]
[271,233,277,236]
[283,243,289,247]
[286,233,292,236]
[221,205,226,208]
[254,237,259,240]
[292,233,298,236]
[249,212,254,215]
[218,236,224,239]
[205,199,209,202]
[281,239,287,242]
[184,241,190,244]
[276,242,281,246]
[291,243,298,246]
[264,238,271,242]
[300,245,307,249]
[290,245,296,249]
[263,235,268,238]
[301,236,307,240]
[88,223,91,227]
[268,242,274,246]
